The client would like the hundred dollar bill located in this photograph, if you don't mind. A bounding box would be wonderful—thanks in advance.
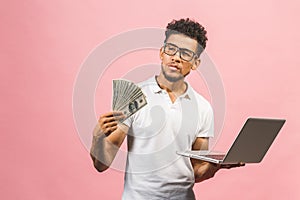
[118,94,147,120]
[112,79,147,120]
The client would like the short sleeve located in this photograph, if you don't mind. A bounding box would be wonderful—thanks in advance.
[197,105,214,138]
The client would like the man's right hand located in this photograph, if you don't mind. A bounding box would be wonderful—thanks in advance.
[95,111,125,137]
[91,111,127,172]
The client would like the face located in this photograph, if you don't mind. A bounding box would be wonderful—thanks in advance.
[159,34,200,82]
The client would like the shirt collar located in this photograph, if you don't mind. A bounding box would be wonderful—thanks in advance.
[150,76,192,100]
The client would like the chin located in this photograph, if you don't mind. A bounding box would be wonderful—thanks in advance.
[161,65,184,82]
[164,74,184,82]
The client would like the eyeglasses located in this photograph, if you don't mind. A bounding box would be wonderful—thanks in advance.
[163,43,198,62]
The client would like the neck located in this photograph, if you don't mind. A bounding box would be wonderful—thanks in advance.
[156,73,187,96]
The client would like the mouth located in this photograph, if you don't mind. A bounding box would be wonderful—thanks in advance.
[167,64,180,71]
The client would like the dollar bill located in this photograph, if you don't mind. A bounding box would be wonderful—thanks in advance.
[112,79,147,120]
[118,94,147,120]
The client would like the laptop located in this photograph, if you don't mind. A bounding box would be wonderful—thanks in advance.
[177,118,286,164]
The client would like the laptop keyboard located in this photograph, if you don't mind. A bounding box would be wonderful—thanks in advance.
[205,154,226,160]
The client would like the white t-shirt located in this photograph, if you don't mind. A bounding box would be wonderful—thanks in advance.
[121,76,214,200]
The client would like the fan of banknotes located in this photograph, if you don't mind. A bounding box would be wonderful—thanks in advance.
[112,79,147,120]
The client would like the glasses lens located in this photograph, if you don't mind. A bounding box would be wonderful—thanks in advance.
[164,43,177,56]
[180,50,194,61]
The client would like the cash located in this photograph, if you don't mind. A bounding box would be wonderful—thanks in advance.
[112,79,147,120]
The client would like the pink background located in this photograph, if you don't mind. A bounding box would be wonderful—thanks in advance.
[1,0,299,199]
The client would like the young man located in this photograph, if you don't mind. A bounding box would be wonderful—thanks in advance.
[90,18,243,200]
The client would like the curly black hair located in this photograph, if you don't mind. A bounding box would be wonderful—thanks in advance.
[164,18,208,55]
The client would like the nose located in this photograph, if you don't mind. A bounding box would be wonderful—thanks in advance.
[171,51,181,62]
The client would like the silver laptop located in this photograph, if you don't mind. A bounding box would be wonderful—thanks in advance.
[177,118,286,164]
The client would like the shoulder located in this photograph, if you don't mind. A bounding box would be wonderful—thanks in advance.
[137,76,156,89]
[136,76,159,97]
[188,85,213,113]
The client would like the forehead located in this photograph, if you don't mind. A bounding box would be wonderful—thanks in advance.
[166,34,199,51]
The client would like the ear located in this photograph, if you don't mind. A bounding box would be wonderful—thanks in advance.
[191,58,201,70]
[159,47,164,60]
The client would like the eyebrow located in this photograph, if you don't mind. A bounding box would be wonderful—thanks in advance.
[166,43,195,53]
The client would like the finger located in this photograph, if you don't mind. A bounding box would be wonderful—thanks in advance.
[220,164,233,169]
[102,111,123,117]
[102,121,119,130]
[113,114,126,121]
[103,126,118,136]
[99,113,125,124]
[221,163,245,169]
[101,123,119,135]
[106,115,125,123]
[100,111,124,120]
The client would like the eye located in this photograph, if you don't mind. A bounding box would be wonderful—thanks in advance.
[181,51,192,57]
[167,46,176,51]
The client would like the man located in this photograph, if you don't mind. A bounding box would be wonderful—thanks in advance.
[90,18,243,199]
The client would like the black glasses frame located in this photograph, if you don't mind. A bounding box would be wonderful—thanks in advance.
[163,43,198,62]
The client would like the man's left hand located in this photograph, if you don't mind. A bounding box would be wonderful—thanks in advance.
[193,160,245,183]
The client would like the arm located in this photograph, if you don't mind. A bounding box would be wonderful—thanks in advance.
[191,137,245,183]
[90,111,128,172]
[191,137,221,183]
